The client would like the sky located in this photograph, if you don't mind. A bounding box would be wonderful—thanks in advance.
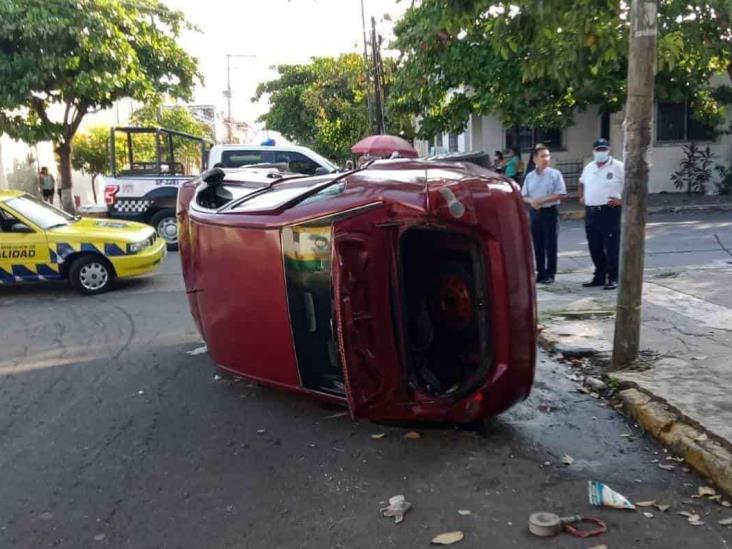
[165,0,409,127]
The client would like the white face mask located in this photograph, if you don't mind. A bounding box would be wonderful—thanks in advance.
[593,150,609,163]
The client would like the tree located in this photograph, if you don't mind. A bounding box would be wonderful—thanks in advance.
[391,0,732,138]
[253,53,414,163]
[0,0,199,212]
[71,126,110,203]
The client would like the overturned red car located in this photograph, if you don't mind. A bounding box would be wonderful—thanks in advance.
[177,159,536,422]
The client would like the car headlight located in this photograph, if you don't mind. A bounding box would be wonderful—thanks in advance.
[127,239,148,254]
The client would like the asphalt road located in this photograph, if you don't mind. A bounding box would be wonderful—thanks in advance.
[2,217,731,548]
[558,211,732,273]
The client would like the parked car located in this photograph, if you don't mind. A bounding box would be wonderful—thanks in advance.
[104,126,211,251]
[0,191,166,294]
[177,159,536,422]
[208,143,338,175]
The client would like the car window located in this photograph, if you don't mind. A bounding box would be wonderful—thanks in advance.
[221,150,264,168]
[0,206,22,232]
[5,195,75,230]
[230,177,338,213]
[275,151,320,175]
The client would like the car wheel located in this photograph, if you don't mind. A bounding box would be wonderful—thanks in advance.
[69,255,115,295]
[150,208,179,251]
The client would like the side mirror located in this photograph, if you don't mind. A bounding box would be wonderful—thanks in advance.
[11,222,32,233]
[314,167,330,176]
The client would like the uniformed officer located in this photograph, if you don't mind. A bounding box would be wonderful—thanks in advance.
[578,138,624,290]
[521,144,567,284]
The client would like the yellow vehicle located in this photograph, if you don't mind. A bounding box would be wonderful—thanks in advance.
[0,191,166,294]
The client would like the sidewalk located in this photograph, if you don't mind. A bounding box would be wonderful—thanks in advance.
[536,264,732,496]
[559,193,732,220]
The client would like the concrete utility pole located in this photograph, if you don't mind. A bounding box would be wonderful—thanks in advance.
[370,17,386,135]
[225,54,255,143]
[360,0,373,131]
[612,0,658,366]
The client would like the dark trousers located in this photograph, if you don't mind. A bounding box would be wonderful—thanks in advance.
[585,205,621,283]
[530,206,558,279]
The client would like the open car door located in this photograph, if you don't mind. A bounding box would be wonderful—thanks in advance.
[331,208,414,420]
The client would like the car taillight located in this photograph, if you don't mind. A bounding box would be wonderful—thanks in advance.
[104,185,119,205]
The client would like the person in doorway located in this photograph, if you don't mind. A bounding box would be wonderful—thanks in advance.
[521,145,567,284]
[38,167,55,203]
[503,148,519,179]
[578,138,624,290]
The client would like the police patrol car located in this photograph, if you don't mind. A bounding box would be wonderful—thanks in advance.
[104,127,210,250]
[0,190,166,294]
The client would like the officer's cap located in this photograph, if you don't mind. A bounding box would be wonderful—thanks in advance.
[593,138,609,150]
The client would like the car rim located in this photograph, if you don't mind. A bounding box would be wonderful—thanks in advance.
[437,274,474,328]
[79,262,109,291]
[157,217,178,244]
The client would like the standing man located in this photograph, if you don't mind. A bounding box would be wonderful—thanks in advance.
[38,167,55,203]
[521,144,567,284]
[579,138,624,290]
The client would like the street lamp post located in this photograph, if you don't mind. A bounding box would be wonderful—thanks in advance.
[225,53,255,143]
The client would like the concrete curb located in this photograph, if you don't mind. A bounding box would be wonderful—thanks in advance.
[536,326,732,498]
[616,387,732,499]
[558,202,732,221]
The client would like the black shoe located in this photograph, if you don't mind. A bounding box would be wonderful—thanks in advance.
[582,279,605,287]
[604,280,617,290]
[536,274,546,283]
[538,276,555,284]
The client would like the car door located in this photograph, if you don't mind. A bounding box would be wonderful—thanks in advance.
[0,203,53,283]
[331,207,419,420]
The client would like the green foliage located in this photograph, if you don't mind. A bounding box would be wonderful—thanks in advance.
[671,144,717,194]
[253,53,414,163]
[714,164,732,195]
[71,126,110,177]
[391,0,732,138]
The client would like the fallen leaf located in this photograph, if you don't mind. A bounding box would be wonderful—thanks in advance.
[380,495,411,524]
[620,433,632,438]
[688,514,701,523]
[655,504,671,512]
[718,517,732,526]
[371,433,386,439]
[678,511,694,518]
[589,545,608,549]
[561,454,574,465]
[691,356,707,361]
[689,520,705,526]
[695,433,708,442]
[722,500,732,508]
[658,464,676,471]
[635,501,656,507]
[186,345,207,356]
[457,509,471,516]
[643,512,654,518]
[404,431,421,439]
[256,429,266,435]
[667,456,684,463]
[698,486,716,497]
[431,531,464,545]
[709,495,722,502]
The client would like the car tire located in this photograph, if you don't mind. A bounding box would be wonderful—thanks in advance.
[150,208,179,251]
[69,255,115,295]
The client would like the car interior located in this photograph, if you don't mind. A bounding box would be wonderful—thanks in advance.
[399,227,492,398]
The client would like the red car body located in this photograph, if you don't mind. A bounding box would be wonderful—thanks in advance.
[177,159,536,422]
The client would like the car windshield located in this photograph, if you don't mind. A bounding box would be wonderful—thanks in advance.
[6,195,76,230]
[230,177,339,213]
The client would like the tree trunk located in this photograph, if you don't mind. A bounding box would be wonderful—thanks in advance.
[91,173,98,204]
[612,0,657,366]
[55,141,76,214]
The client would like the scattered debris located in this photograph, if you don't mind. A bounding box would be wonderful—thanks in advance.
[695,433,708,442]
[457,509,471,516]
[589,545,608,549]
[698,486,716,497]
[689,520,705,526]
[529,512,607,538]
[585,377,607,391]
[654,504,671,512]
[719,517,732,526]
[635,501,656,507]
[371,433,386,439]
[619,433,632,438]
[213,374,221,381]
[666,456,684,463]
[561,454,575,465]
[324,411,349,419]
[691,356,708,361]
[137,389,145,396]
[643,512,654,519]
[658,464,676,471]
[186,345,207,356]
[256,429,266,435]
[431,531,464,545]
[38,512,54,521]
[93,534,106,542]
[678,511,694,518]
[722,500,732,508]
[588,481,636,510]
[380,495,411,524]
[404,431,421,439]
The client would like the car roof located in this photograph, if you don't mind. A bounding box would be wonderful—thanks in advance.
[0,190,25,202]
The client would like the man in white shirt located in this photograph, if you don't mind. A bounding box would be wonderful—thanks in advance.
[521,144,567,284]
[578,138,624,290]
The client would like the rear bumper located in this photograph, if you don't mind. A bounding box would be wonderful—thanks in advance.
[110,239,167,278]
